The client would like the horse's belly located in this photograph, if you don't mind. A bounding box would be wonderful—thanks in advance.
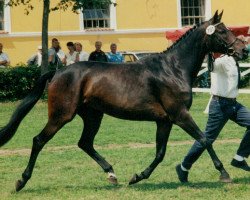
[86,98,167,121]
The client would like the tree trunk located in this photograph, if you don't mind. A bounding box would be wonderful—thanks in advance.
[41,0,50,75]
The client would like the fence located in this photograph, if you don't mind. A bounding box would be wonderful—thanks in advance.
[193,63,250,113]
[194,62,250,93]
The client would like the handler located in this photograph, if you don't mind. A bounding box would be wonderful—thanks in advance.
[176,44,250,183]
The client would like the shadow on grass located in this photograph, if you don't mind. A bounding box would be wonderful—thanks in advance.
[16,177,250,194]
[233,176,250,184]
[22,182,224,193]
[126,181,227,190]
[19,184,123,194]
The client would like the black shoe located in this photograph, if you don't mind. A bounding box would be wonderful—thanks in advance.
[231,159,250,171]
[176,164,189,183]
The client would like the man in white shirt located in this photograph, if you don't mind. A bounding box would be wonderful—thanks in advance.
[0,43,10,68]
[176,54,250,183]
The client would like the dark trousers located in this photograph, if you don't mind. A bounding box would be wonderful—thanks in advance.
[182,96,250,170]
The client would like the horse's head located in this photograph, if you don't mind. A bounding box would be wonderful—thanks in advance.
[205,11,248,60]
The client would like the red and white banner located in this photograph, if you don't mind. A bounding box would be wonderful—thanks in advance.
[166,26,250,41]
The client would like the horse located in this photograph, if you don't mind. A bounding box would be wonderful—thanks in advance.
[0,11,248,192]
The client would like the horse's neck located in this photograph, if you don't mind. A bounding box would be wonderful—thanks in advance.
[167,31,208,83]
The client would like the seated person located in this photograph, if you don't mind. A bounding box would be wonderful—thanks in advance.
[107,43,124,63]
[0,43,10,68]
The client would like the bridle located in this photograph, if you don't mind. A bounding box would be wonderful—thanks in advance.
[206,22,240,57]
[206,22,240,72]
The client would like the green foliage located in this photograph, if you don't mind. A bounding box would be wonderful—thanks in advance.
[0,65,41,101]
[52,0,115,13]
[8,0,115,14]
[239,59,250,88]
[7,0,34,15]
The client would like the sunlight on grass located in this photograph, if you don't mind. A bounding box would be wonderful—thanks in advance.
[0,94,250,199]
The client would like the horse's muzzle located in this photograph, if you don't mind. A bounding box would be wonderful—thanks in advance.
[232,48,249,60]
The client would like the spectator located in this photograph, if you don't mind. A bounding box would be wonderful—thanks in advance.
[107,43,124,63]
[75,42,89,61]
[27,45,42,67]
[0,43,10,68]
[48,38,61,67]
[88,41,108,62]
[65,42,79,66]
[54,42,66,66]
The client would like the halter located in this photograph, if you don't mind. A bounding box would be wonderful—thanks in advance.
[206,22,239,57]
[206,22,240,72]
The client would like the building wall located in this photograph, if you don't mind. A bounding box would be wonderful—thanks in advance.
[1,0,250,65]
[211,0,250,25]
[116,0,178,29]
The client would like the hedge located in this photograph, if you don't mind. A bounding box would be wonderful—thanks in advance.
[0,65,41,101]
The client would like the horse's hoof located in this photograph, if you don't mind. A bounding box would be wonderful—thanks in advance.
[107,172,118,185]
[107,176,118,185]
[15,180,26,192]
[219,175,232,183]
[129,173,140,185]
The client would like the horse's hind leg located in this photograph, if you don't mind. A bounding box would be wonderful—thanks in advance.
[77,107,117,184]
[15,115,74,192]
[175,109,231,182]
[129,119,172,185]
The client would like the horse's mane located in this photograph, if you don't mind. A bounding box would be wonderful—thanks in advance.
[163,22,206,54]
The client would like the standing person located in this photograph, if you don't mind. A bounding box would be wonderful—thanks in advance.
[176,53,250,183]
[65,42,79,66]
[75,42,89,61]
[54,41,66,66]
[107,43,124,63]
[48,38,61,67]
[27,45,42,66]
[88,41,108,62]
[0,43,10,68]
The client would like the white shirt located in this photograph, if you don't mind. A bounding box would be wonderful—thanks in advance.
[57,49,66,62]
[0,52,10,68]
[48,48,56,64]
[66,51,78,66]
[37,52,42,66]
[79,51,89,61]
[210,55,239,98]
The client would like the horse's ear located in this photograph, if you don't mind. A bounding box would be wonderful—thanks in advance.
[210,10,219,24]
[217,10,224,22]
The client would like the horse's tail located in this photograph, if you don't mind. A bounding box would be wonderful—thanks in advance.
[0,70,55,147]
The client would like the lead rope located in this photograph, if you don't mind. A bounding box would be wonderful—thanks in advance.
[207,52,214,72]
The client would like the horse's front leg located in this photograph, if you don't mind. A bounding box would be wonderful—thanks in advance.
[175,109,231,182]
[129,120,172,185]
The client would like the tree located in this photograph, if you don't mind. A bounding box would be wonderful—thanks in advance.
[7,0,114,74]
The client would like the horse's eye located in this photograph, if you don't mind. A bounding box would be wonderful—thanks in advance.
[218,30,227,34]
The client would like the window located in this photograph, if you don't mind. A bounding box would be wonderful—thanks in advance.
[83,8,110,29]
[0,0,4,30]
[0,0,10,32]
[81,1,116,30]
[181,0,205,26]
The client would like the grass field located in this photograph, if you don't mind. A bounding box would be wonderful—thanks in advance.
[0,93,250,200]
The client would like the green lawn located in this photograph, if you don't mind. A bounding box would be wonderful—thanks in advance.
[0,93,250,199]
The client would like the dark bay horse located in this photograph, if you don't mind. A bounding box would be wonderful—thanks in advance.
[0,11,248,191]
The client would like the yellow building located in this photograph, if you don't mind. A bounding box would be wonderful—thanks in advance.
[0,0,249,65]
